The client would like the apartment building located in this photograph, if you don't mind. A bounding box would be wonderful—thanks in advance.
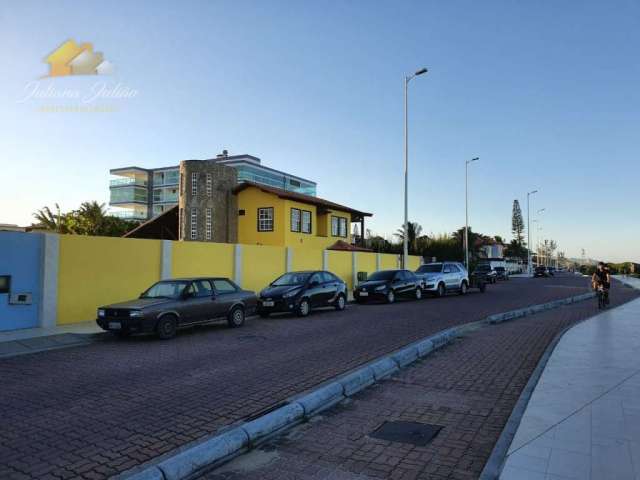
[109,151,317,221]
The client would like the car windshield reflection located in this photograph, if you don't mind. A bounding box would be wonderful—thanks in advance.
[272,272,311,286]
[141,281,190,299]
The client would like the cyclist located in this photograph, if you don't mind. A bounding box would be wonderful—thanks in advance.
[592,262,611,306]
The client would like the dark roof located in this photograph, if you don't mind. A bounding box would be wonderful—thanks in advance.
[233,182,372,220]
[123,206,178,239]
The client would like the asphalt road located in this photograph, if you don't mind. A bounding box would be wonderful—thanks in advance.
[0,274,596,480]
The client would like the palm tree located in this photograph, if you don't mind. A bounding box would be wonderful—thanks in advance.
[394,221,423,254]
[76,201,108,235]
[33,204,67,232]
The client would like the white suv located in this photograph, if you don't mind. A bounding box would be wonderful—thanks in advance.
[415,262,470,297]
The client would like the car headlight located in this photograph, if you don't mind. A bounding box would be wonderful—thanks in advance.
[97,309,105,318]
[129,310,144,317]
[375,285,387,291]
[283,288,301,298]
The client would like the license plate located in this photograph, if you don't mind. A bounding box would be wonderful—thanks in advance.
[262,301,275,307]
[108,322,121,330]
[359,291,368,296]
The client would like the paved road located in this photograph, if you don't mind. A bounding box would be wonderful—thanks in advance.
[0,275,594,480]
[200,281,639,480]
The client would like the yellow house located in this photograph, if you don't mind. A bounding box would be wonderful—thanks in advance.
[234,182,372,250]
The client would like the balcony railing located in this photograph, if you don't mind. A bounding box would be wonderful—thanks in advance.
[110,178,148,187]
[110,210,148,220]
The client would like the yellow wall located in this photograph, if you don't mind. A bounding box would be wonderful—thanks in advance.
[357,252,377,277]
[172,241,234,278]
[380,253,400,270]
[284,199,318,248]
[241,244,285,293]
[237,188,285,246]
[291,246,323,272]
[57,235,161,324]
[407,255,422,271]
[328,250,353,289]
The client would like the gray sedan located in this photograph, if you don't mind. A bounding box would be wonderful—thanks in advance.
[96,277,257,339]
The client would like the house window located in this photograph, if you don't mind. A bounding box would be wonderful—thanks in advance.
[332,216,347,238]
[190,207,197,240]
[258,207,274,232]
[302,210,312,234]
[205,208,212,240]
[191,172,198,196]
[290,208,301,232]
[206,173,212,197]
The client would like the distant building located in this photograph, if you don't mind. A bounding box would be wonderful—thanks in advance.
[109,151,317,221]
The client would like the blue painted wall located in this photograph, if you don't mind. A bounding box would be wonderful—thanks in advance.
[0,232,42,331]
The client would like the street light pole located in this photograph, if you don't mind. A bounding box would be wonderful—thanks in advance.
[403,67,428,269]
[464,157,479,271]
[527,189,538,276]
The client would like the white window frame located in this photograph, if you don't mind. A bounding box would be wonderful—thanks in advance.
[205,208,212,240]
[206,173,212,198]
[290,208,301,232]
[258,207,274,232]
[191,172,198,196]
[301,210,312,234]
[339,217,347,237]
[331,216,339,236]
[190,207,197,240]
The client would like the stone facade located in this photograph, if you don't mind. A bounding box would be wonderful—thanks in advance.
[178,160,238,243]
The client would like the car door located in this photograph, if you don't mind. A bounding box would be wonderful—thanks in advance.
[448,264,462,288]
[182,280,215,324]
[211,279,239,317]
[442,264,453,290]
[321,272,340,305]
[397,271,412,296]
[307,273,325,307]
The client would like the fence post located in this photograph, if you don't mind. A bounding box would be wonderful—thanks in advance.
[352,252,358,289]
[234,244,243,286]
[40,233,59,328]
[376,253,381,272]
[323,250,329,271]
[160,240,172,280]
[286,247,293,272]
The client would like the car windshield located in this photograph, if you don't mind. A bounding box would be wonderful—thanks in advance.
[368,270,396,281]
[272,272,312,286]
[141,280,190,299]
[417,264,442,273]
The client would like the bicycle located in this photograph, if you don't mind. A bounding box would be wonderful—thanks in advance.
[595,284,608,309]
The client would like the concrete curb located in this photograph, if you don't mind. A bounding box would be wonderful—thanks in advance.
[119,291,595,480]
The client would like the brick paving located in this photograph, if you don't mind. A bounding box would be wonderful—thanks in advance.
[200,281,639,480]
[0,275,605,479]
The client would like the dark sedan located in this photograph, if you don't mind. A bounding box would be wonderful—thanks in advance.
[257,270,347,317]
[96,277,257,339]
[534,266,549,277]
[354,269,422,303]
[473,264,498,284]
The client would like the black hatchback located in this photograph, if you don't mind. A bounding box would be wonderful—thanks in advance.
[354,269,422,303]
[257,270,347,317]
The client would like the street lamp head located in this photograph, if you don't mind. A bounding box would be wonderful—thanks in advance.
[529,189,538,195]
[415,68,428,76]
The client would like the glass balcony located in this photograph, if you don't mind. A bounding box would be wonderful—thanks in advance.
[110,177,148,187]
[110,186,148,204]
[110,210,148,220]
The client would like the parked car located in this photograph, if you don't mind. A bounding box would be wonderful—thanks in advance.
[534,266,549,277]
[257,270,347,317]
[96,277,257,339]
[354,269,422,303]
[473,264,498,284]
[547,266,556,276]
[494,266,509,281]
[415,262,469,297]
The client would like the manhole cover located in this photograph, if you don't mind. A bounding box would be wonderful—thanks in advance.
[370,421,442,446]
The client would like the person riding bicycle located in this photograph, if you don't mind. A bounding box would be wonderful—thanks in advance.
[592,262,611,305]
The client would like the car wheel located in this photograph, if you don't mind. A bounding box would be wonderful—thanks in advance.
[415,288,422,300]
[297,298,311,317]
[437,282,446,298]
[386,290,395,304]
[228,306,245,328]
[335,294,346,311]
[258,311,270,318]
[459,281,468,295]
[156,314,177,340]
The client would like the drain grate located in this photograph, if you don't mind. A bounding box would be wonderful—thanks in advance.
[370,421,442,446]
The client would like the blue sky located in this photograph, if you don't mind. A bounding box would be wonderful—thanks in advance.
[0,1,638,262]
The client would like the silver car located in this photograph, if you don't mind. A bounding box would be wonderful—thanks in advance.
[415,262,470,297]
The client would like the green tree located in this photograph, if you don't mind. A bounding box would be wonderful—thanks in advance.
[394,221,423,254]
[511,200,525,245]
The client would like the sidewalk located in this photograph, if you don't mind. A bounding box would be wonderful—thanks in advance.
[500,285,640,479]
[0,321,103,358]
